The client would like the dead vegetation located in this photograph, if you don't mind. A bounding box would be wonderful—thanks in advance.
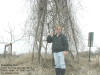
[0,52,100,75]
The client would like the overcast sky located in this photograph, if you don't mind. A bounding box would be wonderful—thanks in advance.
[0,0,30,54]
[0,0,27,42]
[0,0,100,54]
[77,0,100,47]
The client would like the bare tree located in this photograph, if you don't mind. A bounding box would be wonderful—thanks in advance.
[0,23,25,56]
[25,0,84,63]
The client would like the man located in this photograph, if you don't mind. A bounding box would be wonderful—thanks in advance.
[47,25,69,75]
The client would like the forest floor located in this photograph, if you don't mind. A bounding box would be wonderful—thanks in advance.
[0,52,100,75]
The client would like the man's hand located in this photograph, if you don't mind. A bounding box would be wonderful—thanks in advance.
[50,31,53,37]
[64,51,68,56]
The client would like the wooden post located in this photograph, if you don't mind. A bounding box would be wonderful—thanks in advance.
[96,55,99,65]
[4,43,12,57]
[10,43,12,56]
[4,45,6,57]
[89,47,91,62]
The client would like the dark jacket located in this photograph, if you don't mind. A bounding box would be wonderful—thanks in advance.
[47,33,69,53]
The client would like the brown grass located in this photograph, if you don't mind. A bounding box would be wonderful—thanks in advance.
[0,52,100,75]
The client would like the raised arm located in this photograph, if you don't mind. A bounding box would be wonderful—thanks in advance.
[47,31,54,43]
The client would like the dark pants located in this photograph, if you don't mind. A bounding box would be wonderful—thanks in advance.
[55,68,65,75]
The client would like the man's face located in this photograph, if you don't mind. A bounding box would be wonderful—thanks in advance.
[56,27,62,34]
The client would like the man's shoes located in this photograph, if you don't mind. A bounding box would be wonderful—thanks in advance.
[61,69,65,75]
[55,68,61,75]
